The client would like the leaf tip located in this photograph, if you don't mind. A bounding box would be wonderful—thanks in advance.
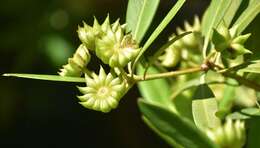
[2,73,11,77]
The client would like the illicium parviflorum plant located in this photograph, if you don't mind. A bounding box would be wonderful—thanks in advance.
[3,0,260,147]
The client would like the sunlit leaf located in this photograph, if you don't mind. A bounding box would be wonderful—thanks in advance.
[192,98,221,130]
[192,84,221,130]
[126,0,160,43]
[227,107,260,120]
[3,73,85,83]
[223,0,243,27]
[241,107,260,116]
[201,0,232,37]
[238,61,260,73]
[138,99,217,148]
[201,0,232,57]
[233,0,260,34]
[227,112,251,120]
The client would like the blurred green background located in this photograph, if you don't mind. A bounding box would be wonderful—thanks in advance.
[0,0,259,147]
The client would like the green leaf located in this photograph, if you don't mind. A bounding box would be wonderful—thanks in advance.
[227,107,260,120]
[241,107,260,116]
[201,0,232,37]
[227,111,251,120]
[193,84,215,100]
[192,98,221,130]
[132,0,185,70]
[238,61,260,73]
[138,99,218,148]
[201,0,232,57]
[137,65,176,111]
[223,0,243,27]
[192,84,221,130]
[126,0,160,43]
[142,116,183,148]
[233,0,260,34]
[2,73,85,83]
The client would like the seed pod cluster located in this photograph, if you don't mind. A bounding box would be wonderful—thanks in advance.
[77,67,126,113]
[78,15,140,67]
[212,24,252,59]
[58,44,91,77]
[159,16,201,68]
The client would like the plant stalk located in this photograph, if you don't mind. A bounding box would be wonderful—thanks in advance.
[132,66,203,81]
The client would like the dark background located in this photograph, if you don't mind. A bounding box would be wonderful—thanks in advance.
[0,0,258,147]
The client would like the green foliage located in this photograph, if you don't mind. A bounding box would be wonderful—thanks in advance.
[3,73,85,83]
[142,116,183,147]
[238,60,260,73]
[3,0,260,147]
[217,80,237,119]
[233,0,260,34]
[138,99,218,148]
[126,0,160,43]
[201,0,232,38]
[137,64,176,112]
[223,0,243,27]
[193,84,215,100]
[192,84,221,130]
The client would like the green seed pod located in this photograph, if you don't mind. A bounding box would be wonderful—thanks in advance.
[58,44,91,77]
[212,24,252,59]
[77,66,126,113]
[206,119,246,148]
[78,21,98,50]
[159,44,181,67]
[95,22,140,67]
[175,15,201,50]
[77,15,113,50]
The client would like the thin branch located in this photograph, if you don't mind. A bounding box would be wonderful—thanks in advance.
[132,66,203,81]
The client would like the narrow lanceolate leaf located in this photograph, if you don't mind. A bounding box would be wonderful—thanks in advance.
[126,0,160,43]
[241,107,260,116]
[142,116,183,148]
[138,99,217,148]
[223,0,243,27]
[201,0,232,36]
[227,107,260,120]
[201,0,232,57]
[132,0,185,70]
[238,61,260,73]
[192,84,221,130]
[2,73,85,83]
[233,0,260,34]
[137,65,176,111]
